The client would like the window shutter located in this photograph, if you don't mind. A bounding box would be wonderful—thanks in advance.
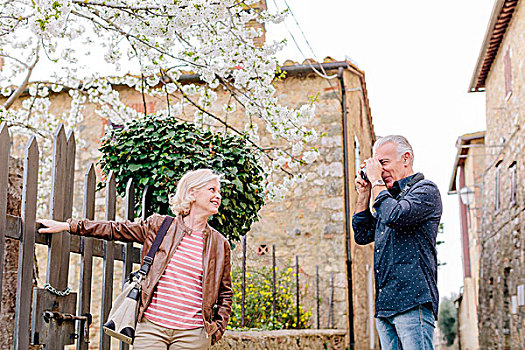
[495,161,502,211]
[510,162,517,205]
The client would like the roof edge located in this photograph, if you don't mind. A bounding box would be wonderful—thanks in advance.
[448,131,486,194]
[469,0,519,92]
[342,60,376,143]
[179,61,355,83]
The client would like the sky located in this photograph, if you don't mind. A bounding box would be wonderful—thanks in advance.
[266,0,495,298]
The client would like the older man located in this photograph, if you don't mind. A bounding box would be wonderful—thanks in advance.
[352,135,442,350]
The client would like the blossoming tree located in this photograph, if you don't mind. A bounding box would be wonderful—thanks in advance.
[0,0,319,205]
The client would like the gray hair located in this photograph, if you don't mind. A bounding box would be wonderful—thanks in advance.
[169,169,223,216]
[373,135,414,165]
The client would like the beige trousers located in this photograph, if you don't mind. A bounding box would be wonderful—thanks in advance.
[133,317,211,350]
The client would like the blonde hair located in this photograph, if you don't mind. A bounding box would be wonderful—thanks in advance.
[169,169,222,216]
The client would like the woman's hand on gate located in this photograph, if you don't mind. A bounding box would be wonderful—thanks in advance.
[37,219,70,234]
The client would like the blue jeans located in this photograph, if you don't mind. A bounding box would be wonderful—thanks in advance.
[376,305,435,350]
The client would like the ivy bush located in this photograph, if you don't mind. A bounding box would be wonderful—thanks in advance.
[98,115,266,242]
[228,265,312,330]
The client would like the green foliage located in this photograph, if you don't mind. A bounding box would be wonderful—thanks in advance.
[98,115,266,242]
[228,265,312,330]
[438,294,457,346]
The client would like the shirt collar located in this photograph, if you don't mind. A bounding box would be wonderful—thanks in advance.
[177,215,210,237]
[388,173,417,197]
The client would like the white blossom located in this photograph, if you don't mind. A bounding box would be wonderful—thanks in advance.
[1,0,320,207]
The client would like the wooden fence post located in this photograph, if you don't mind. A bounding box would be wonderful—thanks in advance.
[47,125,70,290]
[35,125,77,349]
[123,178,135,282]
[14,137,39,350]
[63,130,76,227]
[120,179,135,350]
[77,164,96,350]
[0,122,10,306]
[2,124,144,349]
[100,171,116,350]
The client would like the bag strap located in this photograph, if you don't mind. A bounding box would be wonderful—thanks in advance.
[138,215,174,276]
[397,172,425,199]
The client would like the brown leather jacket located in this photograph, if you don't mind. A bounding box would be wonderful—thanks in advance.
[68,214,232,343]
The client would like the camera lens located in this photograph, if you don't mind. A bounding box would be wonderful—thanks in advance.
[360,167,369,182]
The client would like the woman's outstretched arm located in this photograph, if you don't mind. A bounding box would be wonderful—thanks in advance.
[37,215,161,244]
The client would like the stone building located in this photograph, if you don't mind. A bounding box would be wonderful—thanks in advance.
[448,131,485,350]
[2,58,378,348]
[466,0,525,348]
[241,60,377,349]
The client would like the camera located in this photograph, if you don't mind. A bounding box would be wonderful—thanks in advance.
[360,167,369,182]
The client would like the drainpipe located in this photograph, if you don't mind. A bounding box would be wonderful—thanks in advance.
[338,67,355,349]
[458,165,472,278]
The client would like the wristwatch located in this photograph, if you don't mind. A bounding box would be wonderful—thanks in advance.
[372,179,386,188]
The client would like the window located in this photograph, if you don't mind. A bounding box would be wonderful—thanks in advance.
[354,136,361,176]
[495,161,502,211]
[504,48,512,98]
[510,162,517,205]
[130,101,156,114]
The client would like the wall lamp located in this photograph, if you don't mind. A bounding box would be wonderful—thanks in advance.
[459,186,475,226]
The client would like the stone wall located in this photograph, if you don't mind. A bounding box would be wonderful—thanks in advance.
[478,1,525,348]
[235,68,374,334]
[212,329,347,350]
[0,157,23,349]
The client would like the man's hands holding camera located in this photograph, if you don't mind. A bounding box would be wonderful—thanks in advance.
[355,158,384,212]
[355,158,383,193]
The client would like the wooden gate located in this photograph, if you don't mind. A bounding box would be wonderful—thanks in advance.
[0,122,148,349]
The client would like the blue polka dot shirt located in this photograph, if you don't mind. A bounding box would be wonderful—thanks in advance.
[352,173,443,319]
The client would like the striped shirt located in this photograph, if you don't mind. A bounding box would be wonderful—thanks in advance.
[144,230,204,329]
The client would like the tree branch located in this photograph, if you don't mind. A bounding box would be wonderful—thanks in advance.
[163,79,294,176]
[5,120,49,138]
[0,53,29,68]
[72,0,163,11]
[72,0,230,13]
[168,79,242,135]
[140,72,147,116]
[71,8,206,69]
[3,48,39,110]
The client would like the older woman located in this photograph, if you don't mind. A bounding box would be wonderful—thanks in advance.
[38,169,232,349]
